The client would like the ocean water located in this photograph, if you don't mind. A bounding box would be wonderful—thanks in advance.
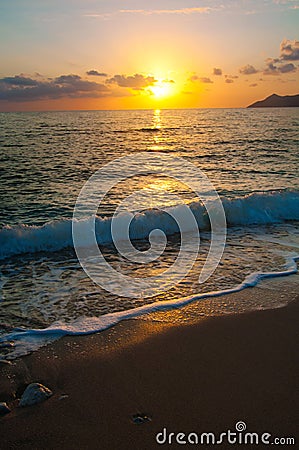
[0,108,298,359]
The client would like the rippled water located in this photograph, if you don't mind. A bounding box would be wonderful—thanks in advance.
[0,108,298,358]
[1,108,298,225]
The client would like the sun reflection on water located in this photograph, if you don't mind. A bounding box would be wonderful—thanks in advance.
[153,108,161,128]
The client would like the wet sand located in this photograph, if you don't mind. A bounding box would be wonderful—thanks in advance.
[0,291,298,449]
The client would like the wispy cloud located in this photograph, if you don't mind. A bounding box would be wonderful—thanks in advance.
[273,0,299,4]
[118,7,211,15]
[84,3,278,20]
[272,0,299,7]
[83,6,212,19]
[272,0,299,12]
[83,13,111,19]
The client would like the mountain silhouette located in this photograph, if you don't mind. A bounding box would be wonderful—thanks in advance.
[248,93,299,108]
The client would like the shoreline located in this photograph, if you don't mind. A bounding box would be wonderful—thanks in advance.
[0,281,298,449]
[2,264,299,361]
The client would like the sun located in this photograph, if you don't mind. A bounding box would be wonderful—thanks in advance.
[148,80,174,99]
[150,84,170,98]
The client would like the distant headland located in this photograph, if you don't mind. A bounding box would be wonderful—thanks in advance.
[247,93,299,108]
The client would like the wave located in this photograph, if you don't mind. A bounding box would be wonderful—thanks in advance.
[1,254,298,360]
[0,190,298,260]
[114,126,182,134]
[137,127,181,132]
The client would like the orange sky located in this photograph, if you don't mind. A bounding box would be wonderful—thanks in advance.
[0,1,298,111]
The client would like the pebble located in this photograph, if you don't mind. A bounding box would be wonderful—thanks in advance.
[19,383,53,407]
[132,413,152,425]
[0,359,12,365]
[0,402,11,415]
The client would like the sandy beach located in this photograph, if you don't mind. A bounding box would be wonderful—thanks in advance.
[0,285,298,449]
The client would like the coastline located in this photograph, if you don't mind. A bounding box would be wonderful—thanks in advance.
[0,282,298,449]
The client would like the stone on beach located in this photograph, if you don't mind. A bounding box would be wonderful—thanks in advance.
[19,383,52,407]
[0,402,11,415]
[132,413,152,424]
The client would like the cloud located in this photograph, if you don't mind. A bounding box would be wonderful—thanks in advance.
[279,62,297,73]
[225,78,234,83]
[225,74,238,80]
[0,73,110,102]
[239,39,299,78]
[86,69,108,77]
[83,7,212,20]
[83,13,111,19]
[200,77,213,83]
[263,60,279,75]
[239,64,258,75]
[263,59,297,75]
[163,79,175,83]
[1,75,39,86]
[249,83,258,87]
[55,74,82,84]
[106,73,157,90]
[119,7,211,15]
[189,75,213,83]
[280,39,299,60]
[213,68,222,76]
[272,0,299,10]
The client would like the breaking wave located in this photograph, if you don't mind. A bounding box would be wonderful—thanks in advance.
[1,190,298,260]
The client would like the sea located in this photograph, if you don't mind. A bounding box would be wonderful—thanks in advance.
[0,108,298,359]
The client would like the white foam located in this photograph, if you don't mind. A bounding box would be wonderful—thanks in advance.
[1,254,298,360]
[0,190,298,260]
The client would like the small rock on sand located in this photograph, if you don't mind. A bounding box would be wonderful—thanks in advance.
[0,402,11,415]
[132,413,152,424]
[19,383,52,407]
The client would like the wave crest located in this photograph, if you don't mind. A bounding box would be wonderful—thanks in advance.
[1,190,298,260]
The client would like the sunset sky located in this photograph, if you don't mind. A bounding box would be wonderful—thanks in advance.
[0,0,298,111]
